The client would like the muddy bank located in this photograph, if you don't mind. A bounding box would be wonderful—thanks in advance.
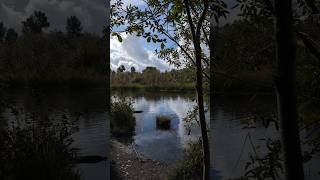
[110,139,170,180]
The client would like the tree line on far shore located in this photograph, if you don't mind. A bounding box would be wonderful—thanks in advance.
[0,11,107,87]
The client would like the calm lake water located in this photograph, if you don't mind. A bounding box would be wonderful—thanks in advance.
[112,90,208,164]
[210,94,320,180]
[2,89,319,180]
[1,88,108,180]
[114,90,320,180]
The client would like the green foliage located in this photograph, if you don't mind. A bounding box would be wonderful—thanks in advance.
[0,30,106,88]
[110,97,136,141]
[215,19,275,73]
[183,105,199,135]
[167,140,203,180]
[0,106,82,180]
[111,0,228,68]
[111,66,196,91]
[232,139,283,180]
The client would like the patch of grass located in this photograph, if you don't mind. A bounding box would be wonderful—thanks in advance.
[167,140,203,180]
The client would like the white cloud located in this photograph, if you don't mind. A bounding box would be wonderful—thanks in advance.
[110,33,174,72]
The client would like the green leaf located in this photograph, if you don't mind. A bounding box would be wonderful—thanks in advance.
[147,36,151,42]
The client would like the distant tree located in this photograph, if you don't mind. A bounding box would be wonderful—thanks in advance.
[142,66,159,73]
[130,66,136,73]
[117,65,126,73]
[22,11,50,34]
[66,16,83,37]
[0,22,7,42]
[5,28,18,44]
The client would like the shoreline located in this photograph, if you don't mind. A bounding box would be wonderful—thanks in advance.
[110,139,171,180]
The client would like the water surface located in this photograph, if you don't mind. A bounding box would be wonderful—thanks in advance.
[2,88,108,180]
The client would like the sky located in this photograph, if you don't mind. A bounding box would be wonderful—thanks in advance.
[0,0,237,72]
[109,0,238,72]
[109,0,176,72]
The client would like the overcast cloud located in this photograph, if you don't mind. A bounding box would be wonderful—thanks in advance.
[110,33,174,72]
[0,0,106,34]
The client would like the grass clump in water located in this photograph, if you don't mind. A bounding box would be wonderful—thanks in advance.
[111,98,136,141]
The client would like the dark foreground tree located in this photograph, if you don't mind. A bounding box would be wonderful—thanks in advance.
[183,0,210,179]
[22,11,50,34]
[274,0,305,179]
[66,16,83,37]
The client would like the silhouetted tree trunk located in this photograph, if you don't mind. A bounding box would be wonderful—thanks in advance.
[274,0,305,179]
[106,1,111,180]
[184,0,210,179]
[209,15,215,176]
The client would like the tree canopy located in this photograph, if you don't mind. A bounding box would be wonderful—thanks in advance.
[22,11,50,34]
[66,16,83,37]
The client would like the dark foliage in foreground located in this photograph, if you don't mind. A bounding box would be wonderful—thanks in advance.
[0,118,81,180]
[168,140,203,180]
[0,88,81,180]
[110,98,136,143]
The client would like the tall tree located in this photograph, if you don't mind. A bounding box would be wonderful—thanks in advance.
[66,16,83,37]
[5,28,18,44]
[274,0,305,179]
[184,0,210,179]
[0,22,7,43]
[22,11,50,34]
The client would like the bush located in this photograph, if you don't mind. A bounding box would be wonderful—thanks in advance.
[167,140,203,180]
[0,116,82,180]
[110,98,136,141]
